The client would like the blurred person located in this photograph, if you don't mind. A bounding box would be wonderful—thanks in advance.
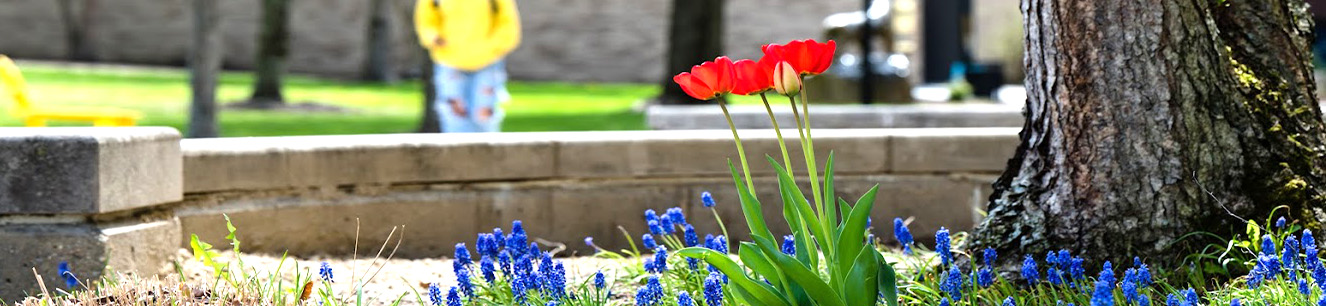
[415,0,521,132]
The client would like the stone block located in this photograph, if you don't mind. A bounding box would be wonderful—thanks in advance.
[889,128,1020,173]
[0,127,182,214]
[182,133,557,193]
[545,180,685,256]
[0,217,180,302]
[178,188,491,258]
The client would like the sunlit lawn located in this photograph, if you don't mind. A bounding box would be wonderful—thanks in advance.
[0,62,656,137]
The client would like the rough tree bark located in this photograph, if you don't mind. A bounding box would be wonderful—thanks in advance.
[656,0,724,105]
[188,0,221,138]
[249,0,290,106]
[972,0,1326,264]
[361,0,396,82]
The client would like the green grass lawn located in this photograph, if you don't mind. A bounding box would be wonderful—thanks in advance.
[0,63,657,137]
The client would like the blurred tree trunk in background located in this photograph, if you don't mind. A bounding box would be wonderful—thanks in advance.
[418,55,440,133]
[188,0,222,138]
[54,0,97,61]
[361,0,396,82]
[656,0,724,105]
[250,0,290,106]
[972,0,1326,265]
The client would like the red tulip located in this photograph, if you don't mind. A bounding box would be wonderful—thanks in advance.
[673,56,737,100]
[761,39,836,76]
[731,58,776,95]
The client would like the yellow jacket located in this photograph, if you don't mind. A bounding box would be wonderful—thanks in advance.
[415,0,521,71]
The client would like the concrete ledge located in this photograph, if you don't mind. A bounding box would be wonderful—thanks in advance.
[183,133,558,193]
[0,127,181,214]
[646,104,1025,130]
[0,217,180,301]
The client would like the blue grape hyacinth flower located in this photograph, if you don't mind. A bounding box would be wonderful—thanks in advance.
[456,267,474,297]
[593,270,606,289]
[977,267,994,287]
[446,286,461,306]
[704,272,724,306]
[1262,234,1278,256]
[648,220,665,236]
[893,218,913,254]
[1286,235,1302,270]
[1003,297,1016,306]
[455,243,472,266]
[678,292,696,306]
[427,283,443,306]
[941,265,963,301]
[1090,278,1114,306]
[480,256,496,283]
[701,191,716,208]
[643,234,658,250]
[1069,256,1086,281]
[659,215,676,234]
[476,233,499,258]
[684,224,699,247]
[1279,216,1288,228]
[649,247,669,273]
[58,261,78,288]
[667,207,688,226]
[636,276,664,306]
[319,262,334,283]
[1022,255,1040,285]
[781,235,796,255]
[1166,294,1181,306]
[1183,288,1199,305]
[937,227,952,266]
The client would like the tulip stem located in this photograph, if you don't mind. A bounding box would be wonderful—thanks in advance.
[789,93,828,254]
[760,93,794,177]
[719,100,756,197]
[799,79,822,217]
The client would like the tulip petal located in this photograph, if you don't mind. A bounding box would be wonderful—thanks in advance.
[811,40,836,74]
[711,56,736,94]
[732,59,772,95]
[674,73,716,100]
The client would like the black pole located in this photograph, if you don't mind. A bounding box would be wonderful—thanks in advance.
[859,0,874,104]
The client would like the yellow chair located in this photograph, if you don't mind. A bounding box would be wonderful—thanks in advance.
[0,55,141,127]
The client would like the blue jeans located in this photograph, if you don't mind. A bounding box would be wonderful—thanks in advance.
[435,61,509,133]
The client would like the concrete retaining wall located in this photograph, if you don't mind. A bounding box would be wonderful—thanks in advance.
[176,129,1017,258]
[0,127,1017,300]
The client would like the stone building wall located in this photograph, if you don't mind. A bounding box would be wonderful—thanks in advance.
[0,0,860,82]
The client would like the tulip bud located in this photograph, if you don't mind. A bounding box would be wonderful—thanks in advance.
[772,61,801,96]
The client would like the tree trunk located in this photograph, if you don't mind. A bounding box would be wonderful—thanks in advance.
[55,0,97,61]
[188,0,222,138]
[418,53,440,133]
[972,0,1326,265]
[657,0,724,105]
[361,0,396,82]
[250,0,289,105]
